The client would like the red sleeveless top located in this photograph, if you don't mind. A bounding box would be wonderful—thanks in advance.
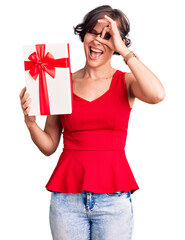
[46,70,139,194]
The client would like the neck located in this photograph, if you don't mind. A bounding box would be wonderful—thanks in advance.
[82,61,115,80]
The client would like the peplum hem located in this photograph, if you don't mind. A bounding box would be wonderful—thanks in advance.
[45,149,139,194]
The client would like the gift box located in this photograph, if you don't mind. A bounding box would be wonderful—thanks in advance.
[23,43,72,116]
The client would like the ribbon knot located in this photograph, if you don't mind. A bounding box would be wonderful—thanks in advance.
[24,44,70,115]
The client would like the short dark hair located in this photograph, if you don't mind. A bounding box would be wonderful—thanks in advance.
[73,5,131,55]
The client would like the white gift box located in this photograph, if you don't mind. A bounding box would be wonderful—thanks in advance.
[23,43,72,116]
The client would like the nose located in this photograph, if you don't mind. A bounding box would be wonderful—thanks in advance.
[93,38,102,47]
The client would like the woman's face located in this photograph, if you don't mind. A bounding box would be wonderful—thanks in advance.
[83,19,115,68]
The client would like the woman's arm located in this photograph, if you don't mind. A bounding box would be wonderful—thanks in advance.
[120,48,166,104]
[20,87,63,156]
[97,15,166,104]
[27,115,62,156]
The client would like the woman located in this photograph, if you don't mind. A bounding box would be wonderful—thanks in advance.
[19,5,165,240]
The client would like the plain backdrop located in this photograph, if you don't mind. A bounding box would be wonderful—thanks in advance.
[1,0,185,239]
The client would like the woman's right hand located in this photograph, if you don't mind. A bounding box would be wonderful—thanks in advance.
[19,87,36,127]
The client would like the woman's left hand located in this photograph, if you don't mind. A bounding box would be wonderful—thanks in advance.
[96,15,127,54]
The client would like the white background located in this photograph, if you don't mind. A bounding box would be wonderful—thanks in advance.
[1,0,185,239]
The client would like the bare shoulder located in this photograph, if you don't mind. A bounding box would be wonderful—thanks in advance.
[124,72,136,108]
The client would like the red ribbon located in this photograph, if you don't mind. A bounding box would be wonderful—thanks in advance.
[24,44,70,115]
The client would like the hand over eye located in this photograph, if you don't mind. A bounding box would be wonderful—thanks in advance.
[95,15,127,54]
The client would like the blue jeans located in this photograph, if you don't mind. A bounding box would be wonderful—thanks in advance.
[49,190,134,240]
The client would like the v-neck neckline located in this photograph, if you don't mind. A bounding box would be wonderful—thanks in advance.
[73,70,119,103]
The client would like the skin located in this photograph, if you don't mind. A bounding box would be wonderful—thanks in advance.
[19,14,166,156]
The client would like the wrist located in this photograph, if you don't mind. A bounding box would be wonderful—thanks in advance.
[25,120,36,130]
[119,46,131,58]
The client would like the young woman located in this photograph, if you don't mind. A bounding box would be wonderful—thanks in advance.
[19,5,165,240]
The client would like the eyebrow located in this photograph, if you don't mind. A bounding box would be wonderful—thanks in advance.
[91,29,103,35]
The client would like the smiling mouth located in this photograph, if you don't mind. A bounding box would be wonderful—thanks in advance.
[89,47,103,60]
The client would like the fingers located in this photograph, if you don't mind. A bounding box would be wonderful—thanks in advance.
[96,18,111,43]
[21,91,29,105]
[19,86,26,100]
[98,15,119,37]
[96,35,110,47]
[97,18,109,26]
[97,19,110,35]
[104,15,116,25]
[101,25,110,39]
[22,97,32,110]
[97,15,115,40]
[19,87,32,115]
[22,93,32,115]
[98,15,116,28]
[24,105,31,115]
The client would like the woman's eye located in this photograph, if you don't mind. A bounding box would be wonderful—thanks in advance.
[104,33,111,40]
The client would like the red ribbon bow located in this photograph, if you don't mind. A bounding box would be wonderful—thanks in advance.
[24,44,70,115]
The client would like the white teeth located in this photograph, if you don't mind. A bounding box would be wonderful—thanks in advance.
[90,47,103,53]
